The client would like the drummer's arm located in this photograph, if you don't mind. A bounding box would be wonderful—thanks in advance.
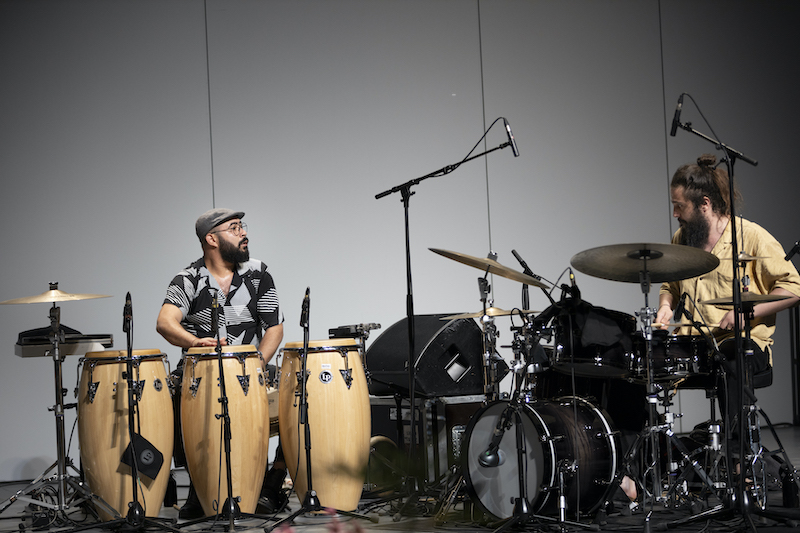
[656,293,675,328]
[156,303,219,349]
[259,323,284,367]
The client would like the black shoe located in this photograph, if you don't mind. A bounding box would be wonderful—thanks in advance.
[255,489,289,514]
[178,483,205,520]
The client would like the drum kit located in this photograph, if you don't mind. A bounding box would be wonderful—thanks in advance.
[423,243,796,530]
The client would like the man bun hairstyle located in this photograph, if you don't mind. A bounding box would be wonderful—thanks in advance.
[670,153,742,216]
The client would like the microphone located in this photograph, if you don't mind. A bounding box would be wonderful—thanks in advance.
[503,118,520,157]
[669,93,684,137]
[300,287,310,328]
[673,292,689,322]
[569,269,581,303]
[122,292,132,333]
[785,241,800,261]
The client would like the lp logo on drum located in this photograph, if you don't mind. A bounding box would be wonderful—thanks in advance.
[139,449,155,466]
[319,370,333,384]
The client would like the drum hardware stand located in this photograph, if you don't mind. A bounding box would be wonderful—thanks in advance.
[0,285,121,527]
[268,289,374,532]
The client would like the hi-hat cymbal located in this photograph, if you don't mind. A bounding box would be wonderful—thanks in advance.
[571,243,719,283]
[430,248,549,288]
[441,307,539,320]
[0,287,111,305]
[702,293,792,306]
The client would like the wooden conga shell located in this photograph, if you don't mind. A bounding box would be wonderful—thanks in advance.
[181,345,269,516]
[279,339,370,511]
[78,350,173,521]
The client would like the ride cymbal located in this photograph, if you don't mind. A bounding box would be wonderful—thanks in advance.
[430,248,549,288]
[570,243,719,283]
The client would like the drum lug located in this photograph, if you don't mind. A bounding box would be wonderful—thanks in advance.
[340,369,353,389]
[133,380,145,401]
[237,374,250,396]
[87,381,99,403]
[189,377,202,398]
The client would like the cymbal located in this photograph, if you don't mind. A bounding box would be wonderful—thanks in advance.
[570,243,719,283]
[441,307,539,320]
[702,293,792,306]
[0,288,111,305]
[430,248,549,288]
[736,252,771,262]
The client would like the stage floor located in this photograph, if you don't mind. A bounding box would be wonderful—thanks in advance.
[2,425,800,533]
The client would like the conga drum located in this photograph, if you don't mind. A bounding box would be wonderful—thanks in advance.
[279,339,370,511]
[77,349,173,521]
[180,345,269,516]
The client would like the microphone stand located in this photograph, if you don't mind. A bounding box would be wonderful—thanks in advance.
[375,121,516,513]
[665,96,800,530]
[268,290,372,532]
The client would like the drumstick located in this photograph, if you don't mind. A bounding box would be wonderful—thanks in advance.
[652,322,720,329]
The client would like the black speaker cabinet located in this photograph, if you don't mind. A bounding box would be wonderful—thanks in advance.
[366,314,484,397]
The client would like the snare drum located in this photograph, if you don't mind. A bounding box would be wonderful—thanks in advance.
[181,345,269,516]
[279,339,370,512]
[632,331,712,382]
[77,350,173,521]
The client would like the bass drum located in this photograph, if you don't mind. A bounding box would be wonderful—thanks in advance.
[463,396,618,520]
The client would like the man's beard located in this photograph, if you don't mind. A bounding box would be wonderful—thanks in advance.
[219,237,250,265]
[680,215,710,249]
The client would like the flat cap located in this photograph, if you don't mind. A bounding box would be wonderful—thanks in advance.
[195,208,245,241]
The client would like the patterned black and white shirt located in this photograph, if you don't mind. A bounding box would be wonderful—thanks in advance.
[163,257,282,352]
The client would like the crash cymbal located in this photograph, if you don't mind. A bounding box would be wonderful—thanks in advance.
[430,248,549,288]
[0,284,111,305]
[570,243,719,283]
[702,293,792,306]
[441,307,539,320]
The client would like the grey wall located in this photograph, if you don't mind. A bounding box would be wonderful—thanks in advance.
[0,0,797,482]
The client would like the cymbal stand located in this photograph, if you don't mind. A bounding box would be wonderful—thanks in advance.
[0,293,120,526]
[477,267,503,402]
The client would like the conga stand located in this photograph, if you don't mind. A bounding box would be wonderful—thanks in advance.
[268,290,373,532]
[375,122,517,516]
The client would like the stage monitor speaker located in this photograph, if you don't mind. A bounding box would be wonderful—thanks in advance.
[366,314,485,397]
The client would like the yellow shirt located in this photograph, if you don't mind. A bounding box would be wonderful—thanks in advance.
[660,217,800,352]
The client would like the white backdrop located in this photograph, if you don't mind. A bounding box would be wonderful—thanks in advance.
[0,0,797,482]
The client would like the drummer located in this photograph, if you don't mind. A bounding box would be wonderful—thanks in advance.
[655,155,800,437]
[156,208,288,518]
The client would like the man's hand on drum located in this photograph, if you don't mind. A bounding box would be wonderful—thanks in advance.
[655,304,673,329]
[194,336,227,347]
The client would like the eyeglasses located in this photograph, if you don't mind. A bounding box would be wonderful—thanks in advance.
[210,222,247,236]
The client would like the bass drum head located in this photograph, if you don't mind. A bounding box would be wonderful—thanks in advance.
[462,401,552,520]
[462,397,618,520]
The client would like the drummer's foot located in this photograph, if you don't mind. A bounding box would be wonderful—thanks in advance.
[620,476,638,502]
[178,483,205,520]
